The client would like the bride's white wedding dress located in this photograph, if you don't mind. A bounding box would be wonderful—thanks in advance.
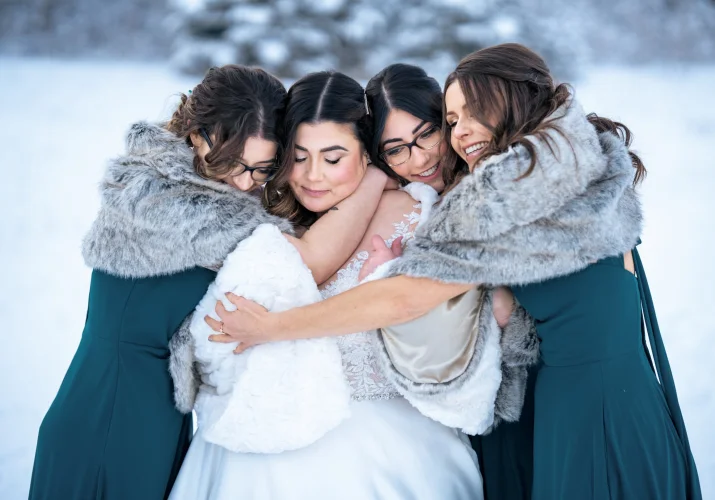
[169,190,483,500]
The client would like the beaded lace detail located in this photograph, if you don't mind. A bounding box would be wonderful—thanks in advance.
[320,203,421,401]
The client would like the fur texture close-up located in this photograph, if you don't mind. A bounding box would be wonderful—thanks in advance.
[389,100,643,287]
[82,121,291,279]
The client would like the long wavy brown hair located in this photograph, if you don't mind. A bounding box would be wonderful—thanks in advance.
[165,64,286,181]
[442,43,646,188]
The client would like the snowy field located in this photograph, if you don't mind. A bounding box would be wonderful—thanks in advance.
[0,57,713,498]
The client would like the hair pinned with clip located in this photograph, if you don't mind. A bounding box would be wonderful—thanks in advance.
[363,90,370,116]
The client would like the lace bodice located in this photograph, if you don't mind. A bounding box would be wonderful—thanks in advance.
[321,203,422,401]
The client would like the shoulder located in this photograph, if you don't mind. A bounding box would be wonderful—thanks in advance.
[375,189,421,217]
[361,190,421,242]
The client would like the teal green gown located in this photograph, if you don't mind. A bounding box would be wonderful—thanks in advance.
[471,363,536,500]
[506,249,701,500]
[29,267,215,500]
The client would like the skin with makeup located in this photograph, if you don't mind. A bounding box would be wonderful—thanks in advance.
[190,126,390,285]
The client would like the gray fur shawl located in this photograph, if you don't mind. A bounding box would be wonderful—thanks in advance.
[82,122,291,411]
[382,100,642,430]
[388,100,643,287]
[82,121,291,278]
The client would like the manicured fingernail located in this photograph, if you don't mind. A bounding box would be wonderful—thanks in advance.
[208,336,215,342]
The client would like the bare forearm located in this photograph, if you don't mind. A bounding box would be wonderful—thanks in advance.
[293,169,387,284]
[270,276,473,340]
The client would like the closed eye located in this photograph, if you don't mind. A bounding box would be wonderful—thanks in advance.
[384,145,406,157]
[420,125,439,139]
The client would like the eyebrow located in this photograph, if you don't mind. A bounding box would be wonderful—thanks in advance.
[295,144,349,153]
[380,120,429,148]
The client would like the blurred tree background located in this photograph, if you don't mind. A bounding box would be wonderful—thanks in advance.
[1,0,714,81]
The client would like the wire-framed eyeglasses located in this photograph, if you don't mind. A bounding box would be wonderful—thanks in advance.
[199,127,279,182]
[378,124,443,167]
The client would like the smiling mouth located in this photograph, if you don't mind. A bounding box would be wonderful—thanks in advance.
[465,141,489,158]
[416,162,441,179]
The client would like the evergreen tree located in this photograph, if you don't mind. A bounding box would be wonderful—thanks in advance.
[170,0,587,80]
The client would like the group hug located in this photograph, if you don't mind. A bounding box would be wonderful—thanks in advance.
[28,43,701,499]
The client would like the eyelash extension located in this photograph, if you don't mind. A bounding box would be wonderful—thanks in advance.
[325,158,341,165]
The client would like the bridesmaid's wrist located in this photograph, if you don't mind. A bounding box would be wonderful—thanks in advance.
[267,311,292,342]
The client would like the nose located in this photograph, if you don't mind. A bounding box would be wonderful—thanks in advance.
[234,171,256,192]
[306,159,323,182]
[411,145,431,168]
[452,118,471,141]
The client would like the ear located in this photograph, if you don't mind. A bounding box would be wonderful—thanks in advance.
[189,131,202,149]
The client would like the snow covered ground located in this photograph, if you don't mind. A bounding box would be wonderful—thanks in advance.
[0,57,713,498]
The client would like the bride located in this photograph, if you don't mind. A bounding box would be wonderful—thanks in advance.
[169,70,483,499]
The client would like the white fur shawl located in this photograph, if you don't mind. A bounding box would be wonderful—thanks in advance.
[191,224,352,454]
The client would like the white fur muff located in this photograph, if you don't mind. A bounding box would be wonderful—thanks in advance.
[191,224,352,453]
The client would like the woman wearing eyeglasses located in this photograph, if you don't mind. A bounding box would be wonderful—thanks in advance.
[362,63,539,500]
[29,65,390,500]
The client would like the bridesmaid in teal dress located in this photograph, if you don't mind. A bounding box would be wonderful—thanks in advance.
[513,250,700,499]
[29,65,290,499]
[442,45,702,500]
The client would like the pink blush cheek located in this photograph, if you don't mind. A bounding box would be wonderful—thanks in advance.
[438,141,448,157]
[325,160,363,195]
[390,163,412,179]
[288,163,304,185]
[450,136,464,160]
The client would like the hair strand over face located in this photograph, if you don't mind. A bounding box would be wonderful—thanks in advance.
[442,43,646,189]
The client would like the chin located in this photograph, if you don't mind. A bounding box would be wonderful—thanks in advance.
[298,197,332,214]
[429,179,446,193]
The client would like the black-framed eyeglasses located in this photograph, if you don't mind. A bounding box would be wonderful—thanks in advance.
[379,124,443,167]
[199,127,280,182]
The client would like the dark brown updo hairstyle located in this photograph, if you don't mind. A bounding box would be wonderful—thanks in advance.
[166,64,287,181]
[442,43,646,188]
[263,71,374,227]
